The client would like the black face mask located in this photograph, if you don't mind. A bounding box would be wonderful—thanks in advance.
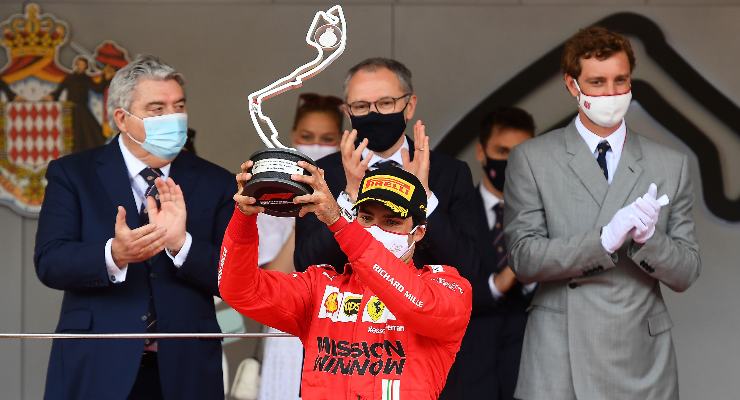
[350,111,407,153]
[483,157,507,192]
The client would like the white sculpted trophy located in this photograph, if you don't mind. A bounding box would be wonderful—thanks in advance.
[242,5,346,217]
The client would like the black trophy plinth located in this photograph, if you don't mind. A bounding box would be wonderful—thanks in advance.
[242,148,316,217]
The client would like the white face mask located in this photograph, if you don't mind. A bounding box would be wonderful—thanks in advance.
[573,80,632,128]
[294,143,338,161]
[365,225,421,259]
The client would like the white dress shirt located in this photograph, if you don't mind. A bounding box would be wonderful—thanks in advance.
[104,138,193,283]
[575,115,626,184]
[480,185,537,299]
[337,136,440,215]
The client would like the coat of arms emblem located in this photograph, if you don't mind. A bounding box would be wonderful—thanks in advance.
[0,3,130,214]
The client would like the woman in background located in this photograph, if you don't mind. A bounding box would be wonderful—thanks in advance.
[257,93,343,400]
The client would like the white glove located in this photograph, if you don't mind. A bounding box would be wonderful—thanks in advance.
[601,202,652,254]
[632,183,669,243]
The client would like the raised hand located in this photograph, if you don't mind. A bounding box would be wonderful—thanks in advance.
[401,120,431,197]
[340,129,373,202]
[233,160,265,217]
[147,177,187,254]
[632,183,662,243]
[110,206,167,267]
[292,161,342,226]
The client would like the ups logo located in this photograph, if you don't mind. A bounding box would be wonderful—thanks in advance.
[341,295,362,317]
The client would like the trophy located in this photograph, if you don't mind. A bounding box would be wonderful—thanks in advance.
[243,5,347,217]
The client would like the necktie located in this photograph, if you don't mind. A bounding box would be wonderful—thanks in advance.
[596,141,611,181]
[492,203,507,271]
[137,167,162,348]
[138,167,162,225]
[372,159,401,170]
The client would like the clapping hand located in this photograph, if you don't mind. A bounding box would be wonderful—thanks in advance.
[631,183,669,243]
[601,183,669,253]
[147,177,187,254]
[110,207,167,267]
[401,120,431,197]
[340,129,373,202]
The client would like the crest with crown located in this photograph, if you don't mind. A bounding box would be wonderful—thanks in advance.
[0,3,130,215]
[1,4,67,58]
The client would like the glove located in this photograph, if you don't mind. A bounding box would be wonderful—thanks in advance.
[632,183,669,243]
[601,202,652,254]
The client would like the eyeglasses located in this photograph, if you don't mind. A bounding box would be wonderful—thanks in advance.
[345,94,412,117]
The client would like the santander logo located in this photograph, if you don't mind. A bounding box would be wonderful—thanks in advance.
[584,100,591,110]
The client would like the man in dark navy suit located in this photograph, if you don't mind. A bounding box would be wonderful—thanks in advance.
[294,58,480,279]
[35,55,234,400]
[440,106,536,400]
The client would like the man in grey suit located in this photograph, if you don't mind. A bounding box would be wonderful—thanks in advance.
[504,26,701,400]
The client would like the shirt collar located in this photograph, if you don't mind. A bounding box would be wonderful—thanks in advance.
[479,184,501,211]
[361,136,409,168]
[118,135,171,182]
[575,115,626,156]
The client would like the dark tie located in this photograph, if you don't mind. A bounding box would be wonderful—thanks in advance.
[372,159,401,170]
[137,167,162,347]
[492,203,507,271]
[596,141,611,181]
[138,167,162,225]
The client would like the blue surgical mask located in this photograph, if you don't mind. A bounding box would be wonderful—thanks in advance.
[124,110,187,160]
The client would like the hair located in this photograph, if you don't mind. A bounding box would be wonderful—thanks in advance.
[106,54,185,130]
[412,215,427,228]
[479,106,535,145]
[293,93,344,131]
[561,26,636,80]
[73,55,89,67]
[343,57,413,98]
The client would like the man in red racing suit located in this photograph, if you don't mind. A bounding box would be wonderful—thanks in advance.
[218,161,472,400]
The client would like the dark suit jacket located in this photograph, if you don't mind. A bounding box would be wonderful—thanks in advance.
[294,137,480,280]
[440,188,532,400]
[34,136,234,400]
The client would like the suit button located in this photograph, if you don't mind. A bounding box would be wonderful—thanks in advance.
[568,282,579,289]
[141,315,148,322]
[149,272,157,279]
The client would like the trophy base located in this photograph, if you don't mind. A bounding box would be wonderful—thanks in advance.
[242,148,316,217]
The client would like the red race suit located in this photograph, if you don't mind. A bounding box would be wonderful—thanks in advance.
[218,208,472,400]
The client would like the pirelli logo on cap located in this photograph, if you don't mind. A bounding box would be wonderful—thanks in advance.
[361,175,415,200]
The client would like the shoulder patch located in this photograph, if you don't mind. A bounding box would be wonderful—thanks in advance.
[428,265,444,274]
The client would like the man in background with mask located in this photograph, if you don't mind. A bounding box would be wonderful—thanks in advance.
[35,55,234,400]
[294,57,480,284]
[219,161,472,399]
[441,106,535,400]
[504,27,700,399]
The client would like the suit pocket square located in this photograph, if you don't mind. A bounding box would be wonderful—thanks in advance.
[647,311,673,336]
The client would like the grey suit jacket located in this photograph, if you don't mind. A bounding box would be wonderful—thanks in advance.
[504,120,700,400]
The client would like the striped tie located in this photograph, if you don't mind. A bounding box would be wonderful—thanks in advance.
[137,167,162,348]
[492,203,507,270]
[138,167,162,225]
